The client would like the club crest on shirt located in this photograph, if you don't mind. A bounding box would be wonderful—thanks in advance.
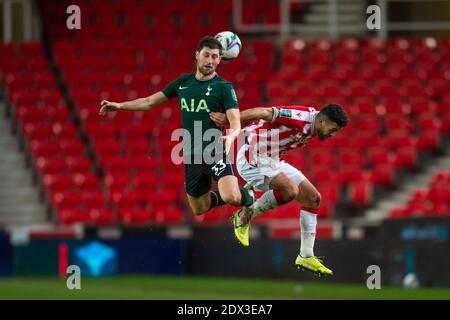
[279,109,292,118]
[230,88,237,102]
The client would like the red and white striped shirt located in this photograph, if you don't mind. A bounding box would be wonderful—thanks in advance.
[242,105,319,162]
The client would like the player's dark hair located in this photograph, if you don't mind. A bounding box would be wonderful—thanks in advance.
[319,104,349,127]
[197,36,223,55]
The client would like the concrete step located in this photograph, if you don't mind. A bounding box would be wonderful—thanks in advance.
[0,153,23,163]
[314,3,365,14]
[0,186,39,199]
[0,101,47,226]
[1,176,32,185]
[0,125,13,134]
[0,164,29,173]
[1,170,32,178]
[304,14,365,24]
[1,156,28,165]
[0,153,25,160]
[0,181,36,189]
[0,214,46,223]
[294,29,367,38]
[0,203,46,215]
[0,186,40,196]
[0,129,17,137]
[0,138,19,148]
[0,170,33,180]
[0,217,47,226]
[0,193,41,204]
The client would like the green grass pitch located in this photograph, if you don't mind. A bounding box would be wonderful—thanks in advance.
[1,275,450,300]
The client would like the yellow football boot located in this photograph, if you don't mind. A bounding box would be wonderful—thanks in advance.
[295,255,334,277]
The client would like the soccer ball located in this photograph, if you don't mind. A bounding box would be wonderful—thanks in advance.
[214,31,242,61]
[402,273,420,289]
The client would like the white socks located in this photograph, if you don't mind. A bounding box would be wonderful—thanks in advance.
[252,190,279,217]
[252,191,318,258]
[300,209,317,258]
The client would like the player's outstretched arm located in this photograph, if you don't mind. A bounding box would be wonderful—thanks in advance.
[210,107,274,126]
[99,91,169,116]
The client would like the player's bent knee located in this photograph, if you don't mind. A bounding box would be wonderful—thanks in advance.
[308,192,321,208]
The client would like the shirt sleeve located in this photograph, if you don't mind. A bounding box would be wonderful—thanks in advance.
[162,75,185,99]
[270,106,279,123]
[221,83,239,110]
[275,107,295,119]
[272,107,299,128]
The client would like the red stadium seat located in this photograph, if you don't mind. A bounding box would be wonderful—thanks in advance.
[192,209,224,224]
[369,164,396,186]
[58,208,91,225]
[72,172,99,191]
[35,157,66,175]
[348,180,374,207]
[42,174,73,193]
[393,146,417,169]
[368,147,395,167]
[339,149,365,168]
[28,140,60,158]
[118,208,151,225]
[414,131,441,152]
[65,156,92,172]
[80,191,105,209]
[389,207,410,219]
[317,201,334,219]
[89,208,114,225]
[59,138,85,156]
[154,206,184,225]
[336,165,366,184]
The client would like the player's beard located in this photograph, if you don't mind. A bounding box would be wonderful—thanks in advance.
[198,64,215,76]
[317,129,328,141]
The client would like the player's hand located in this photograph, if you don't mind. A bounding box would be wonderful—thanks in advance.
[222,134,237,155]
[210,112,229,127]
[99,100,122,116]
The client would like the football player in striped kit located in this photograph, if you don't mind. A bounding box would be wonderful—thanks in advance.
[210,104,348,276]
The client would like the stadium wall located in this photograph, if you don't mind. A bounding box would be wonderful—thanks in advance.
[2,218,450,288]
[0,232,13,276]
[11,237,184,277]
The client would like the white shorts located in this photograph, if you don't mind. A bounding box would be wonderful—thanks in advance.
[236,144,307,192]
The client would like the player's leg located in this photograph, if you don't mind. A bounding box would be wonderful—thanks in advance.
[186,159,254,217]
[217,174,256,247]
[184,163,222,215]
[250,172,298,219]
[186,192,211,215]
[296,179,321,257]
[245,161,305,221]
[217,175,254,207]
[187,187,232,215]
[207,154,254,207]
[232,157,301,246]
[294,179,333,276]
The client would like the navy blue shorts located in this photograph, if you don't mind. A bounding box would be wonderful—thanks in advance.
[184,155,234,197]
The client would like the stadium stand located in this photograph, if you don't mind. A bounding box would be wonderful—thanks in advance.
[0,42,114,225]
[390,170,450,218]
[0,0,448,235]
